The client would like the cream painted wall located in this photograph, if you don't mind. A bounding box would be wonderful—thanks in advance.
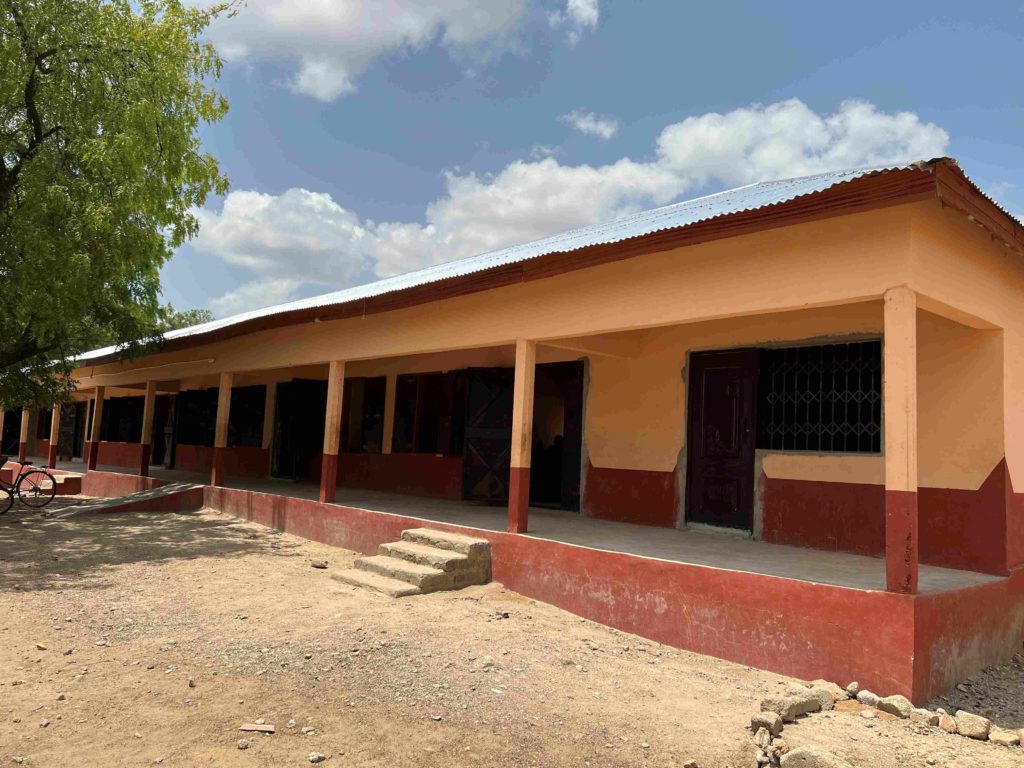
[909,204,1024,489]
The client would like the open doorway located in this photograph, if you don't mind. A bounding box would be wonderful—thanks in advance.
[1,410,19,455]
[529,360,584,511]
[272,379,328,481]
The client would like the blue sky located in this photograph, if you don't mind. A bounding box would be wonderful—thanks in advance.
[163,1,1024,316]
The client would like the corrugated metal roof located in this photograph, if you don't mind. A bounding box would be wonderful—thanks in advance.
[75,159,940,363]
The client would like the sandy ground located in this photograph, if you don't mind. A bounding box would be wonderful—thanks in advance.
[1,500,1023,768]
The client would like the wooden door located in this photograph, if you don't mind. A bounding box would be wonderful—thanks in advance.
[462,368,514,503]
[685,349,758,530]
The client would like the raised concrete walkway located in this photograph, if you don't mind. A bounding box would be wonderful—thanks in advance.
[46,458,1001,594]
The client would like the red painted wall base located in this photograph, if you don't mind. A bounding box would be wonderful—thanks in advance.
[197,484,1024,704]
[508,466,529,533]
[320,453,338,503]
[583,462,676,527]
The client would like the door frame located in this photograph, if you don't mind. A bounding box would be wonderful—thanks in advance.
[684,347,759,531]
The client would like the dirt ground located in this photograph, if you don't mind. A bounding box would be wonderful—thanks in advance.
[2,501,1023,768]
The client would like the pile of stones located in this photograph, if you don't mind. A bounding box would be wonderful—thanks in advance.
[852,684,1021,747]
[752,679,849,767]
[750,677,1023,767]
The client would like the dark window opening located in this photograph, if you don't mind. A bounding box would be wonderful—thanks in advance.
[100,396,145,443]
[36,409,52,440]
[392,372,466,455]
[228,385,266,448]
[756,340,882,454]
[175,388,218,446]
[342,377,386,454]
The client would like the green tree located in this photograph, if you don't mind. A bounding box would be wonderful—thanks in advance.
[160,304,214,331]
[0,0,231,408]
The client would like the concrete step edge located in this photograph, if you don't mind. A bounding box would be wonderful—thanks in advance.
[331,569,422,598]
[401,528,491,556]
[379,540,470,571]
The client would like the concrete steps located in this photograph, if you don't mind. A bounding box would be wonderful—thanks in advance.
[333,528,491,598]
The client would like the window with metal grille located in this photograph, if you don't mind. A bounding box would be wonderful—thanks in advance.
[756,340,882,454]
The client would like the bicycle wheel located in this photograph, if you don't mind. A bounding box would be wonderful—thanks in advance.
[0,487,12,514]
[17,469,56,508]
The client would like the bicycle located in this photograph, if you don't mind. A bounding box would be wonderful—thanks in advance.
[0,457,57,513]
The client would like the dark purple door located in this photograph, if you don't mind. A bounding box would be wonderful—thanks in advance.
[686,349,758,530]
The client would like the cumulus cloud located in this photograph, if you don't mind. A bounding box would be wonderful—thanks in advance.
[195,99,948,313]
[209,278,303,317]
[561,110,619,140]
[549,0,599,44]
[203,0,593,101]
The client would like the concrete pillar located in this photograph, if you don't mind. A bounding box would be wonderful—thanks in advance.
[508,339,536,533]
[381,373,397,455]
[87,387,105,470]
[47,405,60,468]
[211,372,233,487]
[884,286,919,594]
[139,381,158,477]
[18,408,29,462]
[261,384,276,452]
[320,360,346,503]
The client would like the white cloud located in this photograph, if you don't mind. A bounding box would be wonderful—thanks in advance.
[195,99,949,314]
[203,0,578,102]
[549,0,599,44]
[561,110,619,140]
[209,278,303,316]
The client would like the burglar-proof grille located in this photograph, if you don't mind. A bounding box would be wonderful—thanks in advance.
[757,341,882,453]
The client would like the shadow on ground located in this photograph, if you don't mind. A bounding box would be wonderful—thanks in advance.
[0,502,301,594]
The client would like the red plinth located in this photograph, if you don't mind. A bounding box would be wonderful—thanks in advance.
[508,466,530,533]
[319,453,339,503]
[139,442,152,477]
[211,446,226,487]
[886,489,919,594]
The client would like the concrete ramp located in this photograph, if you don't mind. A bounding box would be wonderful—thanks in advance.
[43,483,205,519]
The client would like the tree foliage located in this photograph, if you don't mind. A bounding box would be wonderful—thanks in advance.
[0,0,231,408]
[160,304,214,331]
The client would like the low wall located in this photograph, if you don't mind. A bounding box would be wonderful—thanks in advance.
[80,471,170,497]
[761,459,1010,576]
[203,485,928,699]
[95,441,143,469]
[175,444,270,478]
[336,453,463,500]
[583,462,676,527]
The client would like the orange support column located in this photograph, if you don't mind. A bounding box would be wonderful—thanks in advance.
[87,388,105,470]
[139,381,158,477]
[211,373,233,487]
[47,405,60,468]
[18,408,29,462]
[508,339,536,533]
[884,286,919,594]
[320,360,346,503]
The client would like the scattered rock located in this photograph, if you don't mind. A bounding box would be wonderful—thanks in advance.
[237,740,250,750]
[761,694,820,722]
[35,643,46,651]
[780,746,854,768]
[877,695,913,719]
[681,761,699,768]
[301,726,316,735]
[806,687,837,712]
[187,678,195,688]
[954,710,991,740]
[308,753,326,764]
[310,561,328,569]
[754,727,772,750]
[910,708,939,726]
[988,728,1020,747]
[239,723,275,734]
[860,711,875,720]
[751,710,784,737]
[55,693,66,701]
[480,655,495,671]
[845,682,859,698]
[39,719,49,728]
[938,712,957,734]
[856,690,879,707]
